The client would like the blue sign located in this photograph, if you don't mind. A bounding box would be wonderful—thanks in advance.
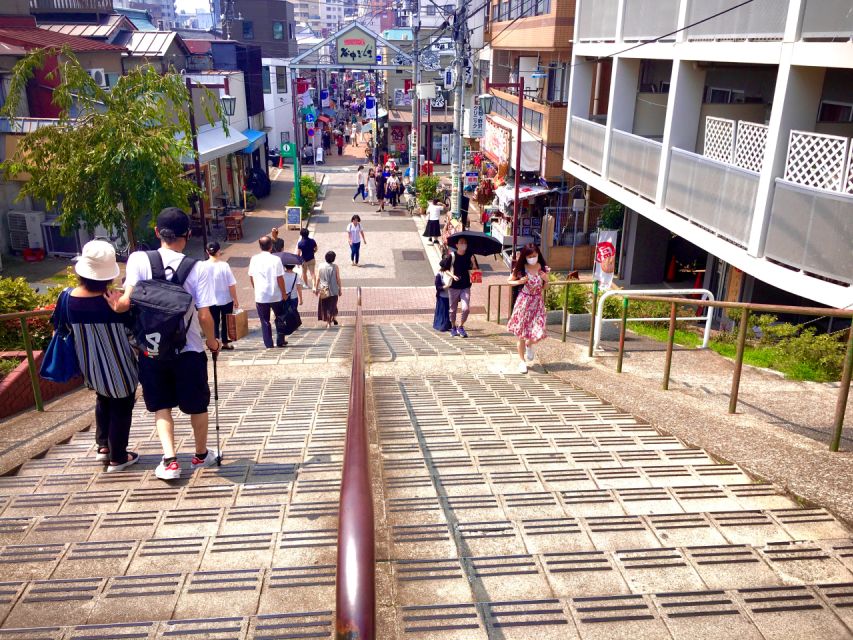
[365,95,375,110]
[286,206,301,228]
[376,55,382,62]
[305,113,315,123]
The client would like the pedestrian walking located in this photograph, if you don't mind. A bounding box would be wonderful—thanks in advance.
[460,192,470,230]
[336,133,344,155]
[351,122,359,147]
[367,168,377,204]
[448,237,474,338]
[347,214,367,265]
[68,240,139,471]
[281,263,304,341]
[316,251,342,327]
[112,207,221,481]
[423,198,443,244]
[248,235,288,349]
[352,165,367,202]
[507,244,549,373]
[433,254,453,332]
[297,228,318,289]
[322,129,331,151]
[205,241,239,351]
[344,125,351,145]
[376,170,387,212]
[386,172,400,208]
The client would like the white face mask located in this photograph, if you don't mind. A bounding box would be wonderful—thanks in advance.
[526,256,538,265]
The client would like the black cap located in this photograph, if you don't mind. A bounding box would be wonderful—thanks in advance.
[156,207,190,239]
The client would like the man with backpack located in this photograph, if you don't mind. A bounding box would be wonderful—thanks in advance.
[111,207,220,481]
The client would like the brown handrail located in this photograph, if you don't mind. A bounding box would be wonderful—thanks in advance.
[0,309,53,412]
[614,294,853,452]
[335,286,375,639]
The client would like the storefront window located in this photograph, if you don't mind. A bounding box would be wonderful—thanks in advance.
[262,66,271,94]
[275,67,287,93]
[273,21,284,39]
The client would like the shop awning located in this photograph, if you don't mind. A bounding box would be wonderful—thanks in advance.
[182,126,249,164]
[241,128,266,154]
[318,115,331,124]
[389,109,454,124]
[486,114,541,173]
[494,184,556,208]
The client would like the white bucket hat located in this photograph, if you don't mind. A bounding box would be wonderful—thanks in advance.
[75,240,120,281]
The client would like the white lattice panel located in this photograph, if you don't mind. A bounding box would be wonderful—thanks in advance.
[784,130,848,192]
[735,121,768,173]
[704,116,736,164]
[846,143,853,195]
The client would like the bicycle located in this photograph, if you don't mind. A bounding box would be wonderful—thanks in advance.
[93,234,150,263]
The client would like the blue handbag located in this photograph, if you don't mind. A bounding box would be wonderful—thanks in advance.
[39,288,81,383]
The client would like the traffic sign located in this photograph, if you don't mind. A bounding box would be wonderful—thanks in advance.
[307,128,315,137]
[305,113,315,123]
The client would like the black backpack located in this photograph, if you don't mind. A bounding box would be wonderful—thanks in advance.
[130,250,197,360]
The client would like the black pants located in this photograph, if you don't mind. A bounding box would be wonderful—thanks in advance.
[95,394,135,464]
[210,302,234,344]
[389,190,399,207]
[256,300,287,348]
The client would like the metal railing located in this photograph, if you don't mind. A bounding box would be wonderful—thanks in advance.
[0,309,53,413]
[593,288,715,351]
[29,0,112,10]
[335,287,375,639]
[610,295,853,452]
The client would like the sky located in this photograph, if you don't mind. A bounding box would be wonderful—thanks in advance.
[175,0,212,12]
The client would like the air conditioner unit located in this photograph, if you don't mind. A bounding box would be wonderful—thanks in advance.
[88,68,107,87]
[7,210,45,251]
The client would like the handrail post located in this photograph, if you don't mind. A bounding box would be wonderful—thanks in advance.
[20,317,44,412]
[616,297,628,373]
[588,280,599,357]
[497,285,502,325]
[486,285,492,322]
[561,282,569,343]
[829,326,852,452]
[662,302,677,390]
[729,308,750,414]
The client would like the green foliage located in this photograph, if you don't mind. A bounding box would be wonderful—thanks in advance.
[774,329,845,382]
[289,174,320,219]
[415,175,440,209]
[599,199,624,230]
[0,358,20,381]
[0,276,69,351]
[1,48,224,248]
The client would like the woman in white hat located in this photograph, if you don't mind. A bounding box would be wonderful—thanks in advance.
[67,240,139,471]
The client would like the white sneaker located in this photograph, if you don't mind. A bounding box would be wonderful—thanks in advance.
[518,361,528,374]
[155,458,181,480]
[525,345,535,362]
[192,448,220,469]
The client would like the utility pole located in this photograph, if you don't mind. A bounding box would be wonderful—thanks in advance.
[450,0,465,218]
[409,0,420,183]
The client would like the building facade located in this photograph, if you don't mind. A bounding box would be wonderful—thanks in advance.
[562,0,853,310]
[225,0,297,58]
[262,56,295,150]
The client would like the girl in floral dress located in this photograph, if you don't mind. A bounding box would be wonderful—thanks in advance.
[507,244,549,373]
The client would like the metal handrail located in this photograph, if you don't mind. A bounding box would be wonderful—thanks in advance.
[0,309,53,413]
[335,286,375,639]
[613,295,853,453]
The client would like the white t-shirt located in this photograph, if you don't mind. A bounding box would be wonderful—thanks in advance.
[347,222,363,244]
[427,203,443,221]
[207,260,237,306]
[248,251,285,304]
[283,271,304,300]
[125,247,215,353]
[357,170,365,185]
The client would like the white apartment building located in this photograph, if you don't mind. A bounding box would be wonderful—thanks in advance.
[262,58,296,149]
[563,0,853,310]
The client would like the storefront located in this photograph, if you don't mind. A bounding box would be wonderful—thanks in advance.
[187,125,249,220]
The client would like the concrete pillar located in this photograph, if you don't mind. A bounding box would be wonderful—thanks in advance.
[655,60,707,206]
[562,55,596,174]
[747,60,825,257]
[602,57,641,179]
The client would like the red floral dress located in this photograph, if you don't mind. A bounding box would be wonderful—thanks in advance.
[507,270,547,343]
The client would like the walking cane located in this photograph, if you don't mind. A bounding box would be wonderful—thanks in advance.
[212,350,222,466]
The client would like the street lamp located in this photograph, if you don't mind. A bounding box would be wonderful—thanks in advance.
[186,77,235,249]
[484,77,525,263]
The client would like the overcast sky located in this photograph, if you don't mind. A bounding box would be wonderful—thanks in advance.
[175,0,211,12]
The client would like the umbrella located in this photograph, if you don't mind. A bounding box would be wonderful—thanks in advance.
[273,251,303,266]
[446,231,503,257]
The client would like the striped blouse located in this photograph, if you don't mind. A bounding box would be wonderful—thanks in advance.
[67,294,138,399]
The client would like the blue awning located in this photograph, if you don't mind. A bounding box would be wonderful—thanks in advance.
[242,129,266,153]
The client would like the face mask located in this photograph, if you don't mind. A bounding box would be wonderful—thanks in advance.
[457,244,467,253]
[526,257,538,265]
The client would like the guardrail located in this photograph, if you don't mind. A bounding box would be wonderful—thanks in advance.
[594,288,715,351]
[612,295,853,452]
[335,286,375,639]
[0,309,53,413]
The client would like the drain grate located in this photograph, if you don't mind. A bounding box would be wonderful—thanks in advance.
[402,250,426,261]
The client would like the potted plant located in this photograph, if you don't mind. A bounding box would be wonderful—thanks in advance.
[244,193,257,212]
[543,278,620,339]
[415,174,440,214]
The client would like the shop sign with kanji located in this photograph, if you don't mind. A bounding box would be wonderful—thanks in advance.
[335,27,377,66]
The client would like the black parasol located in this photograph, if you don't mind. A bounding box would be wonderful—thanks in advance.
[446,231,503,257]
[273,251,303,266]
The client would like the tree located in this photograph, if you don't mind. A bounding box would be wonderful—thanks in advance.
[1,47,223,248]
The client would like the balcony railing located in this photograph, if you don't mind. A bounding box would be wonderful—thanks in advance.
[685,0,788,41]
[608,129,662,202]
[622,0,679,42]
[29,0,112,11]
[666,148,759,246]
[783,130,853,195]
[765,180,853,285]
[802,0,853,39]
[568,116,606,173]
[576,0,619,42]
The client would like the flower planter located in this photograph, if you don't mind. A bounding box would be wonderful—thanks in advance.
[545,311,620,340]
[0,351,83,420]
